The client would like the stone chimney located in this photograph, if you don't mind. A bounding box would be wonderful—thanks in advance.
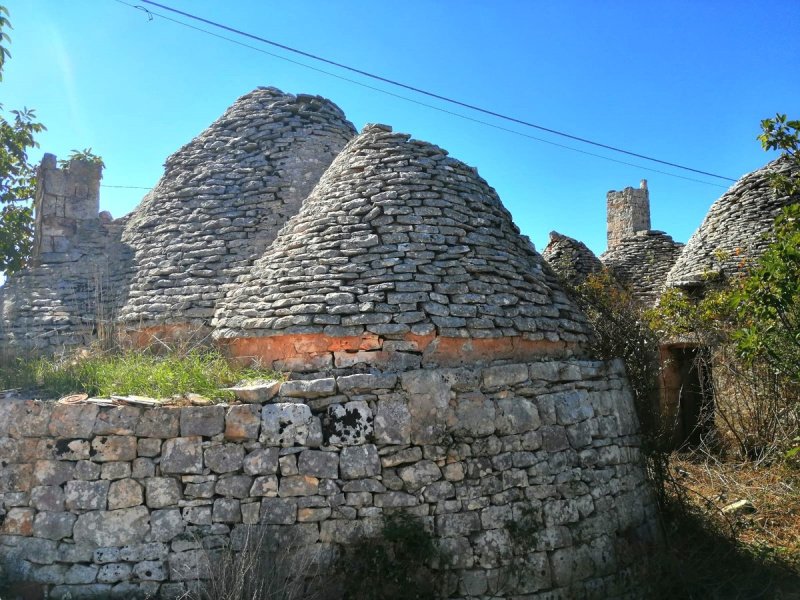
[32,153,102,264]
[606,179,650,250]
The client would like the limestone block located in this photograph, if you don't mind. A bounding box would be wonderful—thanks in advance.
[168,549,209,581]
[553,390,594,425]
[398,460,442,492]
[180,406,225,437]
[279,378,336,398]
[73,506,150,546]
[381,447,423,468]
[297,450,339,479]
[64,563,99,585]
[340,445,380,479]
[279,454,298,476]
[97,562,131,584]
[1,463,33,492]
[147,508,183,542]
[319,518,380,544]
[278,475,319,496]
[297,507,331,522]
[205,444,245,473]
[93,407,141,435]
[57,542,94,563]
[223,379,281,403]
[1,400,48,437]
[38,438,90,461]
[242,448,279,475]
[323,401,373,445]
[30,486,65,512]
[108,479,143,510]
[249,475,278,497]
[549,544,595,587]
[32,512,76,540]
[1,507,34,535]
[181,505,212,526]
[215,475,253,499]
[496,397,540,435]
[135,408,180,438]
[449,392,496,436]
[131,458,155,479]
[133,560,167,581]
[90,435,137,462]
[260,497,296,524]
[435,512,481,537]
[160,437,203,474]
[137,438,161,457]
[48,404,99,439]
[482,364,529,389]
[401,370,450,444]
[224,405,261,441]
[65,480,109,510]
[374,396,412,444]
[213,498,241,523]
[373,491,417,508]
[336,373,397,394]
[100,462,131,480]
[260,403,316,447]
[144,477,182,509]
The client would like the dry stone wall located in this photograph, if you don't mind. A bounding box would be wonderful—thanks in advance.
[666,156,798,290]
[0,156,132,354]
[118,87,356,332]
[0,359,657,599]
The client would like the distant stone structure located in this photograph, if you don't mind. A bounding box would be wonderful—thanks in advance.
[0,87,660,598]
[541,231,603,287]
[606,180,651,251]
[0,155,131,353]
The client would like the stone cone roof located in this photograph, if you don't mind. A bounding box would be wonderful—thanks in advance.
[600,230,683,306]
[542,231,603,286]
[213,124,589,370]
[117,87,356,329]
[666,156,798,290]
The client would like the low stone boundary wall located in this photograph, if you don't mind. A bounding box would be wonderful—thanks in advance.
[0,358,658,599]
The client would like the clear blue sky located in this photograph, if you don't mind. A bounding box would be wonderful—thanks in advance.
[3,1,798,256]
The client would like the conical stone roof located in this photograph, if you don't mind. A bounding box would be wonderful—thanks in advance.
[542,231,603,286]
[117,87,356,332]
[213,124,589,371]
[600,230,683,306]
[666,156,798,290]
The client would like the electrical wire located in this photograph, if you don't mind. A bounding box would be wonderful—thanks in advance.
[107,0,732,190]
[130,0,736,183]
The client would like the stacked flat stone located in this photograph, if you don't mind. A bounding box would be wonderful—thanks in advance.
[213,125,589,369]
[117,87,356,329]
[541,231,603,286]
[666,156,798,290]
[600,231,684,306]
[0,358,658,599]
[0,156,132,353]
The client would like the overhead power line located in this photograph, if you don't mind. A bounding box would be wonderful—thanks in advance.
[126,0,736,184]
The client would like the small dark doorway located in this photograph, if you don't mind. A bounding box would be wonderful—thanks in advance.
[660,345,714,448]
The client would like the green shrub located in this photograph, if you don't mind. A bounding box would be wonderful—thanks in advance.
[338,512,443,600]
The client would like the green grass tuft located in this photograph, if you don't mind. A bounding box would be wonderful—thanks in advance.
[0,349,281,401]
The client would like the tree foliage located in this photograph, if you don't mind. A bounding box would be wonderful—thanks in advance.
[0,4,45,275]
